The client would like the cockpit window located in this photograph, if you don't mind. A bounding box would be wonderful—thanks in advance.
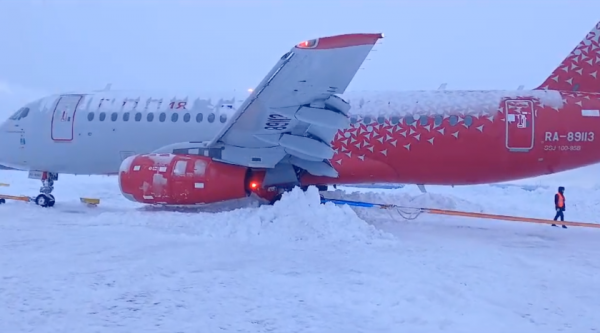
[19,107,29,119]
[9,107,30,121]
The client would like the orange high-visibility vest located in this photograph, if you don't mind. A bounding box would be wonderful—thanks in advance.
[557,193,565,208]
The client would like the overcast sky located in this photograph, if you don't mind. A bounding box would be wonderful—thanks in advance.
[2,0,600,95]
[2,0,600,181]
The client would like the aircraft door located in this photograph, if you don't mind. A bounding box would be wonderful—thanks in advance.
[505,99,534,152]
[51,94,83,142]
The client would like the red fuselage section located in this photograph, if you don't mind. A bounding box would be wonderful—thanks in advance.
[118,89,600,206]
[303,90,600,186]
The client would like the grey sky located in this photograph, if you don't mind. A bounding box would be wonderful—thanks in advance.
[2,0,600,95]
[1,0,600,181]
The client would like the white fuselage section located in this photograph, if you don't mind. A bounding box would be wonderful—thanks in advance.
[0,90,244,174]
[0,89,562,175]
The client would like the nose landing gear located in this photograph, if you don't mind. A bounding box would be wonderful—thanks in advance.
[1,171,98,208]
[30,171,57,208]
[0,172,57,207]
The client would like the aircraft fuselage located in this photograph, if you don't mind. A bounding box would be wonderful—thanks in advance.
[2,89,599,186]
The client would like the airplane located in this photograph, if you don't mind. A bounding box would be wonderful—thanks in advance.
[2,20,600,208]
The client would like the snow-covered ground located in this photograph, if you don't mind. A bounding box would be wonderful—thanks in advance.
[1,170,599,333]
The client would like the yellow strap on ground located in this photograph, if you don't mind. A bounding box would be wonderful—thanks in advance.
[80,197,100,205]
[424,208,600,229]
[0,194,30,202]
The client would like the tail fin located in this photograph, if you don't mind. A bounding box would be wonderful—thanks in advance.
[536,21,600,92]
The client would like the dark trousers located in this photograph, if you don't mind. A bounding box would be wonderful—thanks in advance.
[553,209,564,221]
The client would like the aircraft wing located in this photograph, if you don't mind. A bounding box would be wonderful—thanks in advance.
[202,33,383,186]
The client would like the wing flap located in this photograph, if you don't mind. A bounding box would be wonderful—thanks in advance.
[279,134,334,160]
[295,106,349,129]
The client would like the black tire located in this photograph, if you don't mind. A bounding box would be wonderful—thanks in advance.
[35,194,53,208]
[301,185,328,192]
[316,185,328,192]
[268,193,283,205]
[0,198,5,204]
[47,194,56,207]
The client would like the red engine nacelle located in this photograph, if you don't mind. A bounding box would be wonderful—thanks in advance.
[118,154,250,205]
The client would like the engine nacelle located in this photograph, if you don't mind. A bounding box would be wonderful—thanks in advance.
[118,154,250,205]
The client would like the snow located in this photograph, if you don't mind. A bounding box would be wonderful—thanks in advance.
[147,153,176,166]
[1,170,600,332]
[341,90,564,118]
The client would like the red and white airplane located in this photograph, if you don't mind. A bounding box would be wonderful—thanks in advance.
[2,21,600,207]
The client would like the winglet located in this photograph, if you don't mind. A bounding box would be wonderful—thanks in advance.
[295,33,383,50]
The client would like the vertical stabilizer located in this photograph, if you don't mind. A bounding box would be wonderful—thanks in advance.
[536,21,600,92]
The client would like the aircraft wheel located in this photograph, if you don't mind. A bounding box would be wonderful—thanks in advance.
[35,193,54,208]
[300,185,328,192]
[47,194,56,207]
[268,193,283,205]
[0,198,5,204]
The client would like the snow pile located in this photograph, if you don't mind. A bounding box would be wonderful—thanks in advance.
[3,174,600,332]
[509,163,600,190]
[88,186,394,245]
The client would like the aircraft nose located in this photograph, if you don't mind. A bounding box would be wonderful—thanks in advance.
[0,117,21,169]
[0,119,9,166]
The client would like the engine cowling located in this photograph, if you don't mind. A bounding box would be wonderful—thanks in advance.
[118,154,250,205]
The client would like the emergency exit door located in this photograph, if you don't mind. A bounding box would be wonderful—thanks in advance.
[505,99,535,152]
[51,95,83,142]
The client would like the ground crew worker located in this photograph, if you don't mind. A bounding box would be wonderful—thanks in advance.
[552,186,567,229]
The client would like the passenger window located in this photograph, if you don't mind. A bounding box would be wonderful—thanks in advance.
[196,113,203,123]
[363,116,372,124]
[350,116,357,124]
[390,116,399,125]
[173,160,187,176]
[377,116,385,124]
[99,112,106,121]
[147,113,154,122]
[404,115,414,125]
[208,113,215,123]
[111,112,118,121]
[419,115,428,126]
[135,112,142,122]
[183,113,191,122]
[123,112,130,122]
[449,115,458,126]
[434,115,443,126]
[159,112,166,122]
[464,115,473,127]
[220,114,227,123]
[87,112,94,121]
[171,113,178,122]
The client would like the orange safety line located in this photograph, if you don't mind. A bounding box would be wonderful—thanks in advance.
[0,194,30,202]
[423,208,600,229]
